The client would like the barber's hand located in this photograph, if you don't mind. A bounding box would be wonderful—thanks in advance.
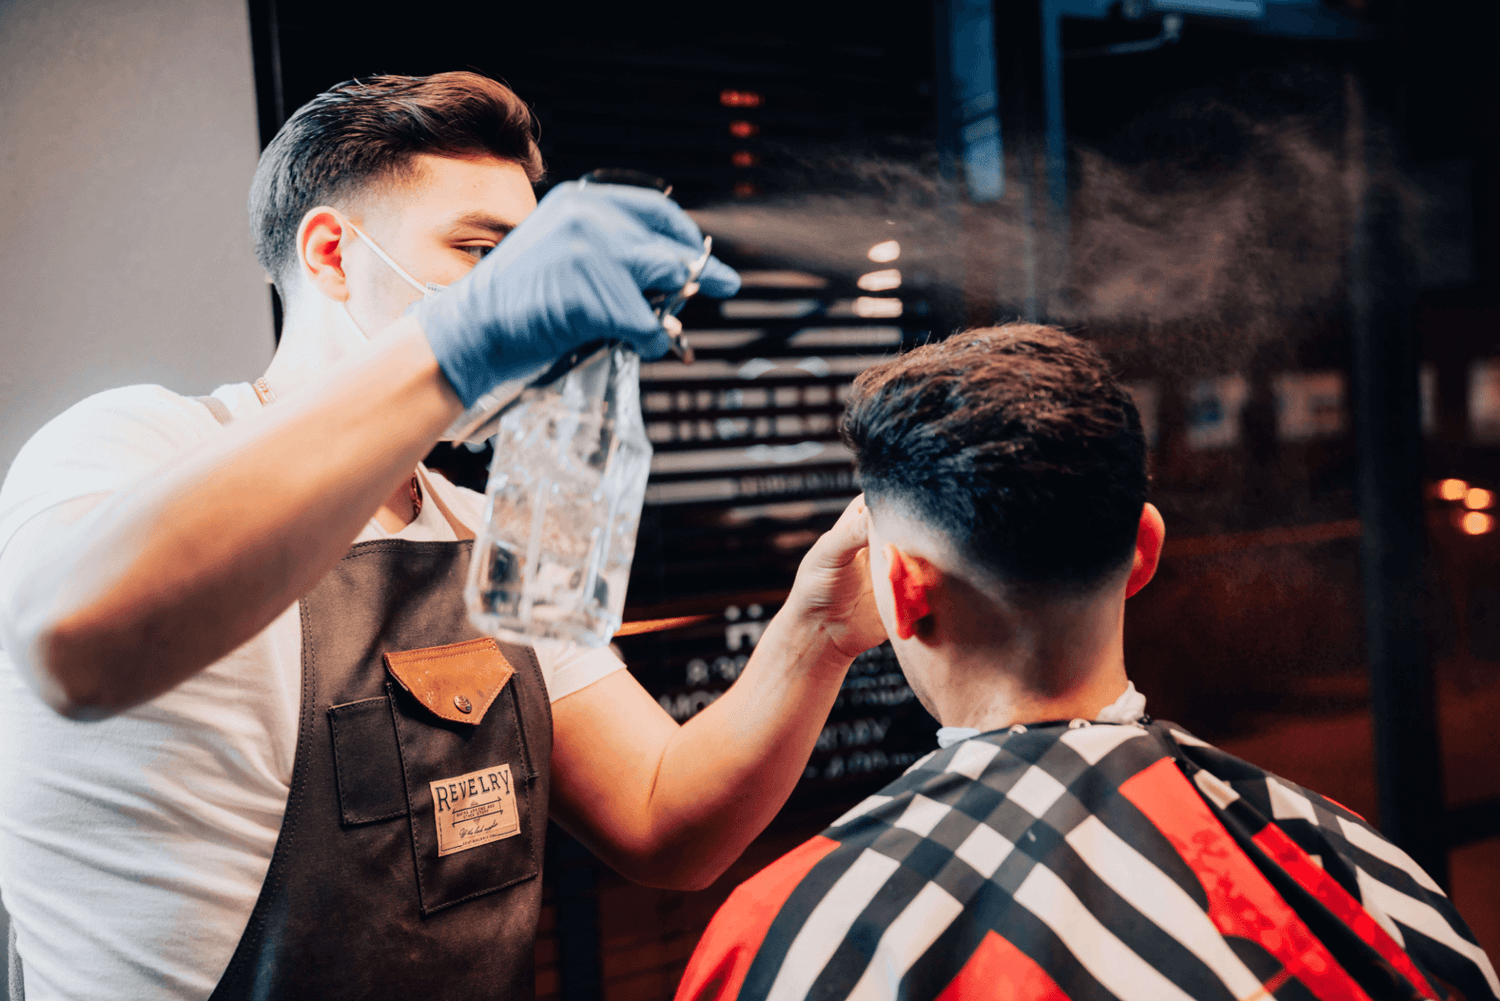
[413,181,740,408]
[783,496,888,663]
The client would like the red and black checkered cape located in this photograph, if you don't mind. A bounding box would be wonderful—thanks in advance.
[676,720,1498,1001]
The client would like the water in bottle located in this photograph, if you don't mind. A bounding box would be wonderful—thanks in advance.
[466,343,652,647]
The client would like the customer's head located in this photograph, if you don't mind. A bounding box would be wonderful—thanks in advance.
[840,325,1162,711]
[249,72,544,321]
[842,323,1148,595]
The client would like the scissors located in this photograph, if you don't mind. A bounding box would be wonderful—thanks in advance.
[652,235,711,365]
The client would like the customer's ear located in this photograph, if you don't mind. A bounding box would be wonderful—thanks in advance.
[1126,503,1166,598]
[885,544,941,640]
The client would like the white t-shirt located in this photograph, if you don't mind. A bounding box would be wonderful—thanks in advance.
[0,383,625,1001]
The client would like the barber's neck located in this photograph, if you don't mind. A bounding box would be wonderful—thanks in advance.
[259,288,379,402]
[256,286,434,532]
[907,581,1130,732]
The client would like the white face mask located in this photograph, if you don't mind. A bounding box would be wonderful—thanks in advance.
[335,218,449,343]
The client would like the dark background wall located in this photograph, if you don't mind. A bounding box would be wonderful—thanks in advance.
[247,2,1500,997]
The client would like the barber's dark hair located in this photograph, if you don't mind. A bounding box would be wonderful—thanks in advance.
[248,71,544,295]
[840,324,1147,593]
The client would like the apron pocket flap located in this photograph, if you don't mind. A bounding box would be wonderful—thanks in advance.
[384,637,515,725]
[328,697,409,825]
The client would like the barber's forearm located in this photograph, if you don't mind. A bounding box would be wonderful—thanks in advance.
[20,319,462,718]
[638,608,853,888]
[546,498,875,889]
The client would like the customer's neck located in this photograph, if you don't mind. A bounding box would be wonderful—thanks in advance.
[918,586,1131,732]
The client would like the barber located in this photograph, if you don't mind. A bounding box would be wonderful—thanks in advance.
[0,72,884,1001]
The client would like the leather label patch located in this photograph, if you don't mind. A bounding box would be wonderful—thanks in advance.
[384,637,515,726]
[431,763,521,857]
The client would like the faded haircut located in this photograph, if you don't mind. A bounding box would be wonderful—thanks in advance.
[839,324,1147,593]
[248,71,544,297]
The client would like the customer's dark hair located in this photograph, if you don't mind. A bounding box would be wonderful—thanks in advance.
[840,324,1147,593]
[248,71,544,295]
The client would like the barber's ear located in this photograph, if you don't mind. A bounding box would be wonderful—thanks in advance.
[296,207,351,302]
[885,544,942,641]
[1126,503,1166,598]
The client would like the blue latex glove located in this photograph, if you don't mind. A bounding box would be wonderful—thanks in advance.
[413,180,740,408]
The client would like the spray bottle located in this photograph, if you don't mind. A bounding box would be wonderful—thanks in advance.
[456,170,708,647]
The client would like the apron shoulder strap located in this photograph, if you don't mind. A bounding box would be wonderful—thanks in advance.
[416,467,476,542]
[194,395,234,426]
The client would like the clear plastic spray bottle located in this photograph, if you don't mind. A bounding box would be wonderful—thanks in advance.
[459,170,706,647]
[465,340,651,646]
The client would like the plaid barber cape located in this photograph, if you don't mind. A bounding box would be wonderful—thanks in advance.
[677,720,1499,1001]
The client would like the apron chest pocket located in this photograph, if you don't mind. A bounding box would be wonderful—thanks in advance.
[325,679,542,916]
[387,676,541,916]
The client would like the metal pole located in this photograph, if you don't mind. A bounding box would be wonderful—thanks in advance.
[1037,0,1070,319]
[995,1,1043,322]
[1345,72,1448,886]
[1039,0,1067,235]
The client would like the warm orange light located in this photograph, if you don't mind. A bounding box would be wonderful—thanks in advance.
[1461,511,1494,535]
[732,181,759,198]
[729,120,759,138]
[720,89,763,108]
[731,150,760,168]
[853,297,903,319]
[857,269,901,292]
[1438,478,1469,501]
[1466,487,1495,510]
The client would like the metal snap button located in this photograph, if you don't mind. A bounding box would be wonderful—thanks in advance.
[454,694,473,714]
[1068,718,1092,729]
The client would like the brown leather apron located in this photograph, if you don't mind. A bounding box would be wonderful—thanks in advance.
[207,482,552,1000]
